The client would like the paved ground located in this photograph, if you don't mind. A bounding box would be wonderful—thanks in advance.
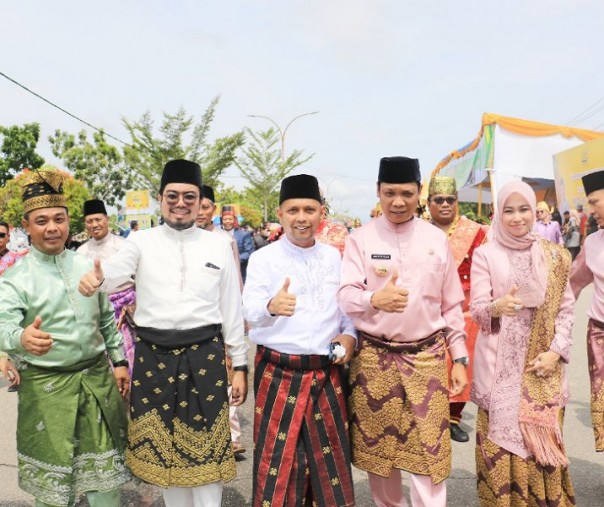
[1,286,603,506]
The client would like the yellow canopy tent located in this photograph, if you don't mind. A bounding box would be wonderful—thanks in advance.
[430,113,604,215]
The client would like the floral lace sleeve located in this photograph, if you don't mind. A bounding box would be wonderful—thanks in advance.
[469,248,501,335]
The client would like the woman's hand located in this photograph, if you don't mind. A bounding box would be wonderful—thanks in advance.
[526,350,560,378]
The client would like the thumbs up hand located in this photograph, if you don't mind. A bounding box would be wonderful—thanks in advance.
[493,285,525,317]
[267,277,297,317]
[370,270,410,313]
[20,315,53,356]
[78,258,105,297]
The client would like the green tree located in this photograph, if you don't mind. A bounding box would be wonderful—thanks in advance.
[0,123,45,186]
[235,127,313,221]
[122,97,245,192]
[0,166,91,233]
[48,129,134,207]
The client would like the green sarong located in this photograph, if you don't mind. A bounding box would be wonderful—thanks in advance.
[17,354,130,506]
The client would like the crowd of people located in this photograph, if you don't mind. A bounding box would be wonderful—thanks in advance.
[0,157,602,507]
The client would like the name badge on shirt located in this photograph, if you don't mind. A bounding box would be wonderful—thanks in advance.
[371,254,391,260]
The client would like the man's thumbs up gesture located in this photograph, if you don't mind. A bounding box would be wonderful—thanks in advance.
[267,277,297,317]
[20,315,53,356]
[370,270,409,313]
[79,259,104,297]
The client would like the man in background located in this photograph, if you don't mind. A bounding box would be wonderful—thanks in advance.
[221,206,254,283]
[78,199,136,373]
[428,175,487,443]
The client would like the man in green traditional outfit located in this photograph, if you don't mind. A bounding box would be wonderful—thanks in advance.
[0,170,131,507]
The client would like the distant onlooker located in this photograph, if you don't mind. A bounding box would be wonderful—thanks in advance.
[564,209,582,261]
[122,220,139,238]
[534,202,563,244]
[221,207,254,283]
[252,223,270,250]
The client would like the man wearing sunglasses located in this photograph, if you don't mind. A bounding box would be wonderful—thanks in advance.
[79,159,248,507]
[428,176,488,444]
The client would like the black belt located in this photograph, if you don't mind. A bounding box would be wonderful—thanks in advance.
[136,323,222,349]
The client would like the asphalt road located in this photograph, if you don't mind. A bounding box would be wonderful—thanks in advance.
[1,286,602,506]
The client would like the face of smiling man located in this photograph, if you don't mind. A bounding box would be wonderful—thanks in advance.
[84,213,109,240]
[23,207,70,255]
[277,198,324,248]
[158,183,201,231]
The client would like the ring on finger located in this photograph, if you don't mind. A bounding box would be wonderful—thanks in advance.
[513,304,522,312]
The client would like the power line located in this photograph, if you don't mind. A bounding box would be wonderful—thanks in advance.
[0,70,131,147]
[566,94,604,127]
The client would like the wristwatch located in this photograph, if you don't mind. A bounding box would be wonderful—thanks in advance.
[453,356,469,367]
[233,365,249,373]
[112,360,129,368]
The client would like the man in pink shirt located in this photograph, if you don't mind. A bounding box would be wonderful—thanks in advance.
[570,169,604,452]
[338,156,468,507]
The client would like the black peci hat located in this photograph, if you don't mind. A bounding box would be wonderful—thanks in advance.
[83,199,107,216]
[378,156,421,184]
[160,159,203,193]
[582,170,604,197]
[202,185,215,203]
[279,174,322,204]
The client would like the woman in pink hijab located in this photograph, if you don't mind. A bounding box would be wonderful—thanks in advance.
[470,180,576,506]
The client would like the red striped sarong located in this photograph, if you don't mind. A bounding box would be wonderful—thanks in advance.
[253,346,355,507]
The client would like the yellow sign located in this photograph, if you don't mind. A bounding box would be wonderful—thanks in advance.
[125,190,150,210]
[553,137,604,212]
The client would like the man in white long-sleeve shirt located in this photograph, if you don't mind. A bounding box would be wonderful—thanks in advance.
[242,174,356,507]
[79,159,248,507]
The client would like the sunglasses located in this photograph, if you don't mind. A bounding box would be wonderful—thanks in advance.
[163,192,199,205]
[0,233,6,238]
[432,196,457,205]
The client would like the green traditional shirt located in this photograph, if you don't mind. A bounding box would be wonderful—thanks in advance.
[0,246,124,367]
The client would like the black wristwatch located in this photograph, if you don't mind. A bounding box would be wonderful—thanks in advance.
[113,360,129,368]
[233,365,249,373]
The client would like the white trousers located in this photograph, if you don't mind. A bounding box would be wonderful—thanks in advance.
[162,482,223,507]
[228,385,241,441]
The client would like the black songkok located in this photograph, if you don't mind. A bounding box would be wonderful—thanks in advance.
[378,156,421,184]
[279,174,322,204]
[83,199,107,216]
[160,159,203,193]
[582,170,604,197]
[202,185,215,203]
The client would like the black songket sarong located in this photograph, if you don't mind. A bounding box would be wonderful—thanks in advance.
[126,324,235,487]
[253,345,355,507]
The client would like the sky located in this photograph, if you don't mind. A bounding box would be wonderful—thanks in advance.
[3,1,604,222]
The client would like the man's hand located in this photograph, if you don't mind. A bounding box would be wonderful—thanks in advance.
[370,271,409,313]
[330,334,356,365]
[0,357,20,387]
[231,371,248,406]
[20,316,53,356]
[79,259,104,297]
[267,277,297,317]
[113,366,130,398]
[449,363,468,396]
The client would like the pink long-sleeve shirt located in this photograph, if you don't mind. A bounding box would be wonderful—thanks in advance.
[337,215,467,360]
[570,229,604,323]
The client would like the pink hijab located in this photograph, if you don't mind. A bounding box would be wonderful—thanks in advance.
[492,180,547,308]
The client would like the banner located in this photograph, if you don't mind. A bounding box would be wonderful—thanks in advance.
[553,137,604,212]
[125,190,151,211]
